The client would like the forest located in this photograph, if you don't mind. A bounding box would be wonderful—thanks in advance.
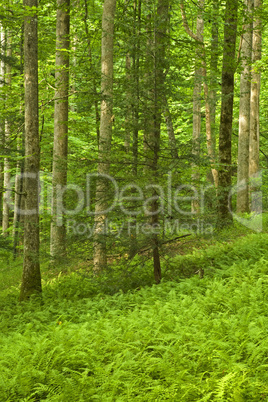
[1,0,268,400]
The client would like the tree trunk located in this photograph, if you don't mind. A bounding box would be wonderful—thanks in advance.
[83,0,100,142]
[152,0,169,284]
[209,0,219,156]
[124,52,132,153]
[20,0,41,301]
[237,0,253,213]
[181,0,218,189]
[50,0,70,260]
[217,0,238,226]
[249,0,262,200]
[163,96,178,160]
[13,133,24,258]
[2,33,12,236]
[93,0,116,272]
[0,26,5,227]
[127,0,141,259]
[13,28,25,258]
[191,3,204,213]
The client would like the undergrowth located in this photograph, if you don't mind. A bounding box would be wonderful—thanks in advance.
[1,232,268,400]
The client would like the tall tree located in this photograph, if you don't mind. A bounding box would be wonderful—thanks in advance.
[0,25,5,227]
[163,97,178,160]
[2,32,12,236]
[249,0,262,198]
[181,0,218,199]
[217,0,238,226]
[143,0,169,284]
[83,0,100,142]
[50,0,70,259]
[209,0,219,157]
[93,0,116,272]
[13,27,25,259]
[237,0,253,213]
[20,0,41,301]
[181,0,204,212]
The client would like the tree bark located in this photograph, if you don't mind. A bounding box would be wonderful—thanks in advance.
[13,27,25,259]
[237,0,253,213]
[249,0,262,199]
[209,0,219,157]
[50,0,70,260]
[83,0,100,142]
[181,0,218,189]
[152,0,169,283]
[20,0,41,301]
[163,96,178,160]
[0,25,5,227]
[217,0,238,226]
[2,33,12,236]
[93,0,116,272]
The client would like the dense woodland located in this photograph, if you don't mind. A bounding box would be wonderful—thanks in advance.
[2,1,268,400]
[0,0,267,294]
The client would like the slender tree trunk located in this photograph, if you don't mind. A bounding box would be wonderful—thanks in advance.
[152,0,169,284]
[217,0,238,226]
[0,26,5,227]
[20,0,41,301]
[124,52,131,153]
[249,0,262,200]
[13,27,25,258]
[50,0,70,259]
[13,133,24,258]
[2,33,12,236]
[181,0,218,189]
[132,0,141,178]
[163,96,178,160]
[83,0,100,142]
[237,0,253,213]
[127,0,141,259]
[93,0,116,272]
[209,0,219,151]
[191,3,203,213]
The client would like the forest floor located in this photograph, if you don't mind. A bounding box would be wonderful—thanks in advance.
[1,220,268,400]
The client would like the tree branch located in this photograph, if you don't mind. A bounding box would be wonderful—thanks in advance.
[180,2,201,42]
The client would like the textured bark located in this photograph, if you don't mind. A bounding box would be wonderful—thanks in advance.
[132,0,141,178]
[83,0,100,142]
[182,0,203,212]
[0,26,4,226]
[152,0,169,283]
[2,33,12,236]
[20,0,41,301]
[143,0,168,283]
[249,0,262,194]
[13,30,25,258]
[124,52,131,153]
[181,0,218,189]
[50,0,70,259]
[209,0,219,155]
[217,0,238,226]
[93,0,116,272]
[127,0,141,259]
[163,96,178,160]
[237,0,253,213]
[0,27,4,227]
[13,133,24,258]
